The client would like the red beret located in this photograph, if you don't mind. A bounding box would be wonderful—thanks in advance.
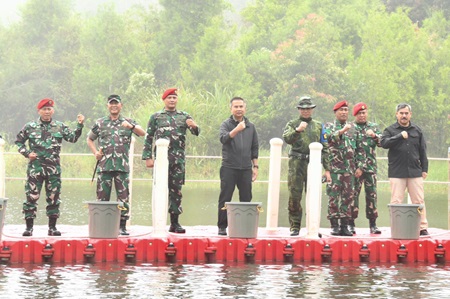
[333,100,348,111]
[37,98,55,110]
[353,102,367,116]
[162,88,177,100]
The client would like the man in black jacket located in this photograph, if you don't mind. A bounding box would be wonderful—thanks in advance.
[381,103,429,236]
[217,97,259,236]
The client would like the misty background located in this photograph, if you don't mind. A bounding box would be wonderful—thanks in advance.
[1,0,450,158]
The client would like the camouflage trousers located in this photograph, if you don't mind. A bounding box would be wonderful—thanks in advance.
[326,172,354,220]
[287,157,308,230]
[23,171,61,219]
[168,162,185,215]
[352,172,378,220]
[97,171,130,220]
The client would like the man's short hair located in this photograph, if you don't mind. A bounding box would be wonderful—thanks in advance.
[230,97,246,107]
[396,103,412,112]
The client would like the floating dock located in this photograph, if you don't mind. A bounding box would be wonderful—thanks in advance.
[1,225,449,264]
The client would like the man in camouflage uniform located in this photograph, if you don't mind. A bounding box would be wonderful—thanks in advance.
[351,102,382,234]
[87,95,145,235]
[142,88,199,234]
[282,96,330,236]
[15,98,85,236]
[324,100,364,236]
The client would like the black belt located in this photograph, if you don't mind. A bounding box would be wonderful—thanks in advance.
[289,152,309,160]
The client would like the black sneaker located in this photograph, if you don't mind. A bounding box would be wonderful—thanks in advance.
[370,226,381,234]
[169,224,186,234]
[22,228,33,237]
[290,229,299,236]
[218,228,227,236]
[420,229,429,236]
[48,227,61,236]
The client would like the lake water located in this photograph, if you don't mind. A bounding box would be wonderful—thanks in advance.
[1,262,450,298]
[1,180,450,298]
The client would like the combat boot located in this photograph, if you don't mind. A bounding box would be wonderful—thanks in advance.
[330,219,340,236]
[169,214,186,234]
[340,219,353,236]
[119,219,130,235]
[349,219,356,235]
[369,219,381,234]
[22,218,34,237]
[48,217,61,236]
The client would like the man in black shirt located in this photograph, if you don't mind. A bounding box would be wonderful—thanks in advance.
[381,103,429,236]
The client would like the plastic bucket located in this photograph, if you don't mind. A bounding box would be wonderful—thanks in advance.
[0,198,7,242]
[388,204,423,240]
[225,202,262,238]
[87,201,123,239]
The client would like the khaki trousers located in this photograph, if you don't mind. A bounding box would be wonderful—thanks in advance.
[389,177,428,229]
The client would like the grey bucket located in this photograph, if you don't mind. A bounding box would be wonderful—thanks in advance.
[388,204,423,240]
[87,201,123,239]
[225,202,262,238]
[0,198,7,242]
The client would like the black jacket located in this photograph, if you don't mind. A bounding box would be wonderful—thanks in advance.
[220,116,259,169]
[380,122,428,178]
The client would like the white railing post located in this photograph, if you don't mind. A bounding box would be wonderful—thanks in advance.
[448,146,450,230]
[266,138,283,234]
[127,136,135,226]
[152,138,170,236]
[0,137,5,198]
[305,142,323,239]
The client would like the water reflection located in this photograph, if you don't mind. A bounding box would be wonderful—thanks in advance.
[0,262,450,298]
[4,180,449,229]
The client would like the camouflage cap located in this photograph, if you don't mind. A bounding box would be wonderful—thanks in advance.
[296,96,316,109]
[107,94,121,103]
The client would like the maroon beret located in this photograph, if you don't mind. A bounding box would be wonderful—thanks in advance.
[162,88,177,100]
[353,102,367,116]
[333,100,348,111]
[37,98,55,110]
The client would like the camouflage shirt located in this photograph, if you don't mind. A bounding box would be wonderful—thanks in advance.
[354,121,381,173]
[142,109,200,163]
[15,118,84,175]
[324,120,364,174]
[282,117,330,171]
[87,115,138,173]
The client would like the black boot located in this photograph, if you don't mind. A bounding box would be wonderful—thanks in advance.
[48,217,61,236]
[349,219,356,235]
[169,214,186,234]
[369,219,381,234]
[22,218,34,237]
[119,219,130,235]
[340,218,353,237]
[330,219,340,236]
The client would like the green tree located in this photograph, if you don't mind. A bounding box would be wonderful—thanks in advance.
[150,0,229,84]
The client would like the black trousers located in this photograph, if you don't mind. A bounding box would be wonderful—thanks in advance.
[217,166,252,228]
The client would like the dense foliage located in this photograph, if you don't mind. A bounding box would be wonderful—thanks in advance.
[1,0,449,157]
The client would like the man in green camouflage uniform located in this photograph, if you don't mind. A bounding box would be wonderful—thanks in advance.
[351,102,381,234]
[15,98,85,236]
[87,95,145,235]
[142,88,200,234]
[324,100,364,236]
[282,96,330,236]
